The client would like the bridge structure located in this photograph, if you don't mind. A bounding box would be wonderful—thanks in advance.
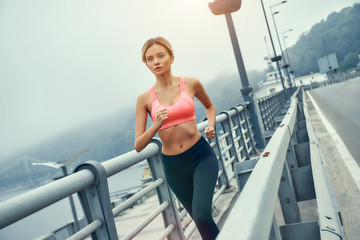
[0,72,359,240]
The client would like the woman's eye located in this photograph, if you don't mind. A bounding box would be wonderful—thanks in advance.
[147,57,153,62]
[159,54,164,58]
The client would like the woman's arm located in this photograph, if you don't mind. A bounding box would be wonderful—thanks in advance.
[134,93,167,152]
[192,79,216,139]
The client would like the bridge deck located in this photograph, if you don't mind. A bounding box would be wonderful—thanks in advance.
[305,91,360,239]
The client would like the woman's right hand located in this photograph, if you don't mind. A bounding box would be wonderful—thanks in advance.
[155,108,168,129]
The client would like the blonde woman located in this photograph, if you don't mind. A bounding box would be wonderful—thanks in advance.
[134,37,219,240]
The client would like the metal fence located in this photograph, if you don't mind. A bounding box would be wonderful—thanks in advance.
[217,87,346,239]
[306,71,360,90]
[0,100,259,240]
[258,88,296,132]
[2,72,358,239]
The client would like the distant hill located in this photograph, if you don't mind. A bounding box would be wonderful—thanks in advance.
[288,3,360,75]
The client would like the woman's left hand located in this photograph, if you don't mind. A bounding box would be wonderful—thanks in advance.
[205,127,216,139]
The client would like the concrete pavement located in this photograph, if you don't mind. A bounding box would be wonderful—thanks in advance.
[306,91,360,240]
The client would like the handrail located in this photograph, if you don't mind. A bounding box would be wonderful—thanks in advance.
[217,96,298,240]
[1,74,356,239]
[0,168,95,228]
[102,142,160,178]
[0,97,258,240]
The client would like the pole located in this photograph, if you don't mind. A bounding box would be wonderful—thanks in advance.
[62,166,80,232]
[224,12,266,150]
[260,0,286,93]
[322,38,332,81]
[282,34,296,87]
[270,8,292,87]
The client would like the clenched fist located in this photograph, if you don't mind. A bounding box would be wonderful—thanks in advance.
[205,127,215,139]
[155,108,168,128]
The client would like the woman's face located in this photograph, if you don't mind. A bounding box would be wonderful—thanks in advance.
[145,44,174,76]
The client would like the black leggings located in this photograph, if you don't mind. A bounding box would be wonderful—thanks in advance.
[161,136,219,240]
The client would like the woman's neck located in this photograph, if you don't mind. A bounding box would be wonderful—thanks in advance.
[155,73,176,89]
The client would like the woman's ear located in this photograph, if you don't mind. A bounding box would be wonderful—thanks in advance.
[170,54,174,64]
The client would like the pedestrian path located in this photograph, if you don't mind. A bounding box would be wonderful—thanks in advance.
[112,178,239,239]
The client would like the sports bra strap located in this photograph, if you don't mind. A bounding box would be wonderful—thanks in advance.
[150,77,185,101]
[179,77,186,91]
[149,87,157,101]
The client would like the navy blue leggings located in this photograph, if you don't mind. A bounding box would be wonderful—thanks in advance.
[161,136,219,240]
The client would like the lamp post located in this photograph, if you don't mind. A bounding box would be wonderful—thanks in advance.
[209,0,266,149]
[321,37,333,81]
[260,0,287,94]
[32,149,89,232]
[281,29,296,86]
[270,2,292,88]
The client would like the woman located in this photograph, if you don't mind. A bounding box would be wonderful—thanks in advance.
[134,37,219,240]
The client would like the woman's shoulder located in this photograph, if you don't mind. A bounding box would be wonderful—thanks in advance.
[137,90,152,106]
[183,77,201,87]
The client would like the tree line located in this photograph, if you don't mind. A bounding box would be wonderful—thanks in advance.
[287,3,360,76]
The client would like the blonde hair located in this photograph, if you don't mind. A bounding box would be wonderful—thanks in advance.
[141,37,174,63]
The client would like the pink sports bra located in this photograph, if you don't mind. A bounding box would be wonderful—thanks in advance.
[149,77,196,131]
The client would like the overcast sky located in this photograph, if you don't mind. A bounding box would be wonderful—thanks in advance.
[0,0,358,159]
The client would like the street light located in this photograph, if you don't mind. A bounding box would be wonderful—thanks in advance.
[209,0,266,149]
[260,0,287,93]
[270,2,292,87]
[281,29,296,86]
[32,149,89,232]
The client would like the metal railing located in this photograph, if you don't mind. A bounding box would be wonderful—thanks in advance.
[217,86,346,239]
[258,87,296,132]
[217,88,301,240]
[306,71,360,90]
[0,99,259,240]
[3,73,356,239]
[304,92,345,239]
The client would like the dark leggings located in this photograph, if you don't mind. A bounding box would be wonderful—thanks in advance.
[161,136,219,240]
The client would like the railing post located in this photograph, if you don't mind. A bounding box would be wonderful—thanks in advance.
[257,98,268,131]
[208,123,231,189]
[230,108,250,160]
[147,139,185,240]
[278,160,301,224]
[286,137,299,169]
[75,161,118,240]
[238,104,258,155]
[243,97,266,150]
[220,112,242,164]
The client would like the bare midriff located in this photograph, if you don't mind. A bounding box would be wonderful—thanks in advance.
[158,119,201,155]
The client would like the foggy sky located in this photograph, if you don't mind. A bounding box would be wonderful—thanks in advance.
[0,0,358,159]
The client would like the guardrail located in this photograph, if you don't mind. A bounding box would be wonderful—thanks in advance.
[217,88,300,240]
[258,87,296,132]
[217,87,345,240]
[0,100,259,239]
[306,71,360,90]
[304,92,345,239]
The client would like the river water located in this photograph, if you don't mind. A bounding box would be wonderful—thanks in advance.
[0,162,146,240]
